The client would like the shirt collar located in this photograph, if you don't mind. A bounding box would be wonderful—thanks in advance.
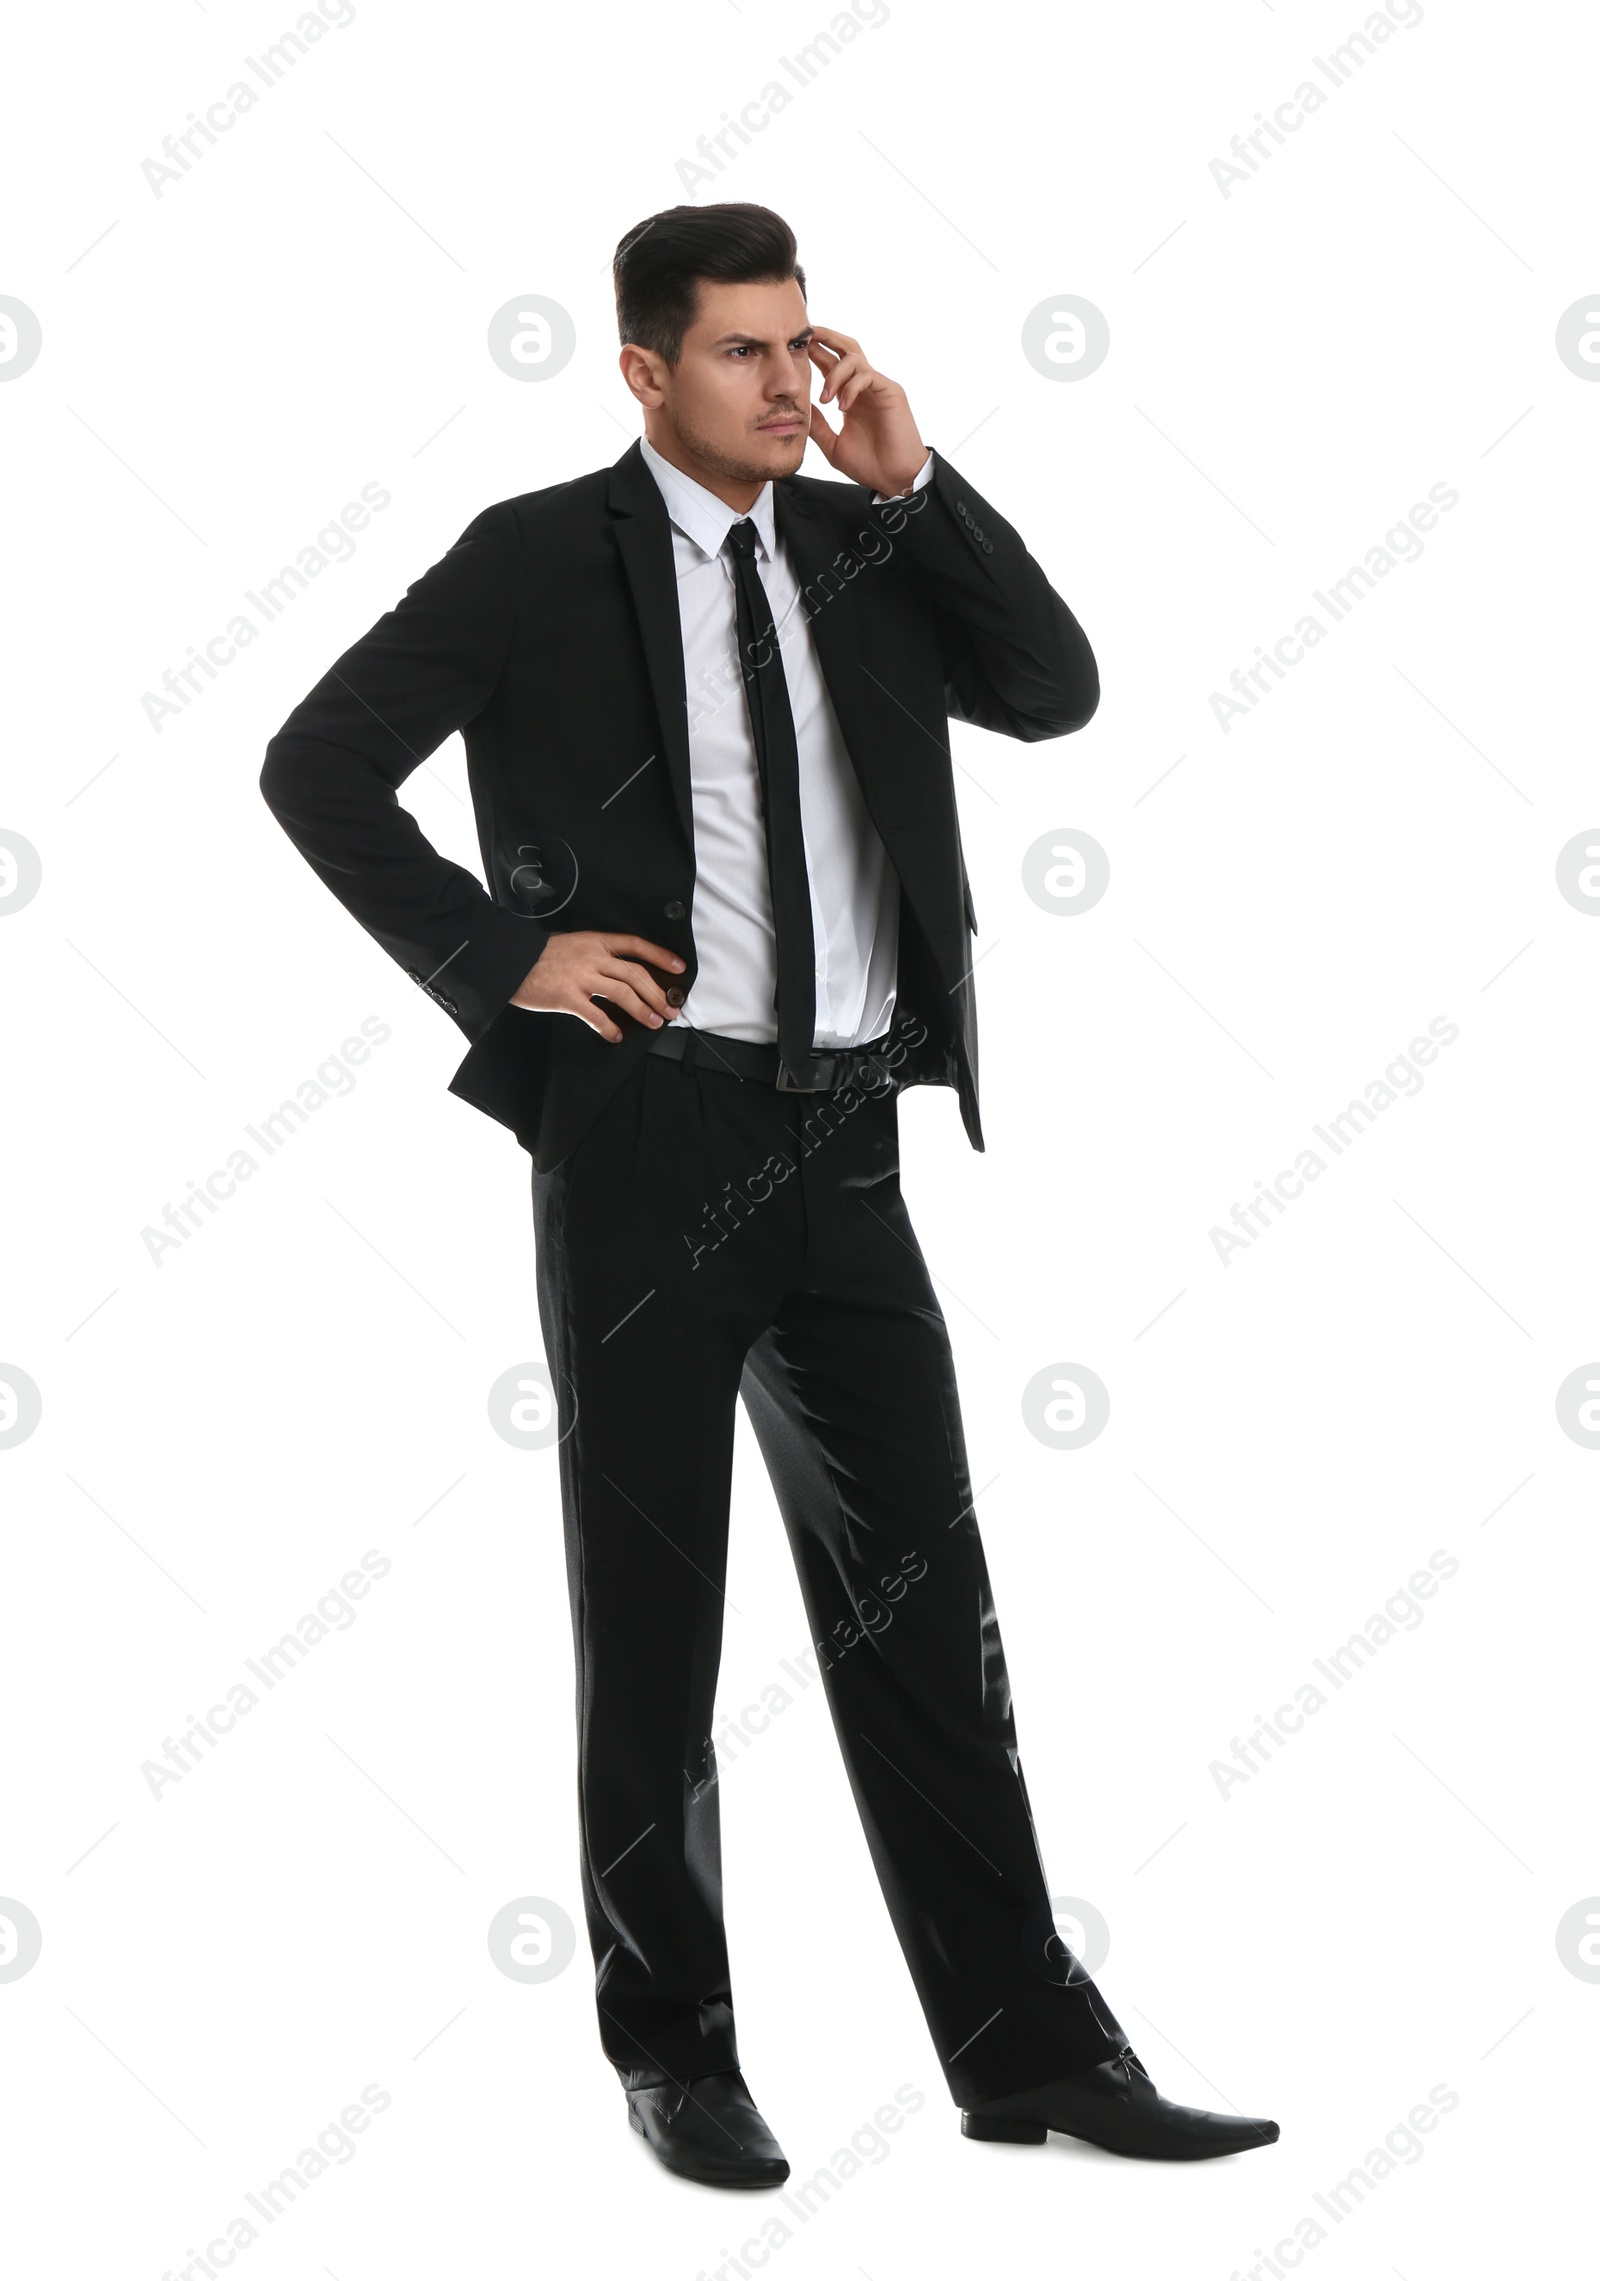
[638,432,778,566]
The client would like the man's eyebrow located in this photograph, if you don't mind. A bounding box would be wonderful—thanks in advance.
[710,327,814,347]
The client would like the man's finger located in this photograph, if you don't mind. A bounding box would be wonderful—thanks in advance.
[815,350,860,403]
[604,933,684,970]
[597,957,671,1016]
[590,974,668,1028]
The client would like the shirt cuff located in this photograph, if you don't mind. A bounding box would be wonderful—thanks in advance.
[871,449,935,505]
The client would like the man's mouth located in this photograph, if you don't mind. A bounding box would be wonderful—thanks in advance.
[758,418,805,433]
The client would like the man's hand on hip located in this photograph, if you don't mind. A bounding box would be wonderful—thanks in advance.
[511,931,686,1044]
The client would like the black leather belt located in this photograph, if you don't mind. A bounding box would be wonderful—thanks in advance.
[646,1022,897,1094]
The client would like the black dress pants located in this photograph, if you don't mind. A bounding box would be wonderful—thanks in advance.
[530,1043,1127,2110]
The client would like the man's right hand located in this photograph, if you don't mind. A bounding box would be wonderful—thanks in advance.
[510,931,686,1044]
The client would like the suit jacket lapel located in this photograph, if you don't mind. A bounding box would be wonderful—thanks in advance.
[771,477,902,833]
[607,440,696,863]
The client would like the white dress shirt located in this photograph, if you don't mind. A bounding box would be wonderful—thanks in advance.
[638,432,933,1051]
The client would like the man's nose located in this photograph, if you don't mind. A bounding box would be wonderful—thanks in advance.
[768,359,808,403]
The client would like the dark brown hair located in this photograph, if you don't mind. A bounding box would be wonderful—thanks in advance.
[614,203,806,365]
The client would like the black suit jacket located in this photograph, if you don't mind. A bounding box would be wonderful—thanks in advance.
[259,440,1098,1171]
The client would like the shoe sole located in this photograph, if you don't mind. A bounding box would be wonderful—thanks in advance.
[961,2111,1279,2160]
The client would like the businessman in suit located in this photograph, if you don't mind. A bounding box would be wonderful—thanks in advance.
[261,203,1277,2186]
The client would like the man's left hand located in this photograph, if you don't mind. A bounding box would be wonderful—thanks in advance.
[806,327,929,497]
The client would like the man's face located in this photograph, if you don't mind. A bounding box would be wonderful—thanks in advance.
[633,276,814,486]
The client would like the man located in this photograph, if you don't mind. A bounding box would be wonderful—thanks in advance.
[261,203,1278,2187]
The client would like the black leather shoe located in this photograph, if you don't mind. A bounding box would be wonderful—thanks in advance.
[626,2068,790,2187]
[962,2045,1279,2161]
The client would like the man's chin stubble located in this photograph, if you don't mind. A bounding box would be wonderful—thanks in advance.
[679,424,807,485]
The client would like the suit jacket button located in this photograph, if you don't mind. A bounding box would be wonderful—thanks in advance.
[664,898,686,919]
[981,538,994,553]
[665,984,686,1007]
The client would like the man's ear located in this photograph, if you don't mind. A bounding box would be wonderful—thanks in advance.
[619,343,665,409]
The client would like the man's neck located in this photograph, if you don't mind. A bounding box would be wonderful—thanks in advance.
[641,423,766,515]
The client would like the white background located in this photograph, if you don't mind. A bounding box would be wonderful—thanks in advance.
[2,1,1594,2274]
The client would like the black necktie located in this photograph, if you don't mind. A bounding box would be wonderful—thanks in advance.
[723,518,816,1081]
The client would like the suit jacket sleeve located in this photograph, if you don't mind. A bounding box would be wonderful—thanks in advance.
[872,446,1100,742]
[258,500,548,1041]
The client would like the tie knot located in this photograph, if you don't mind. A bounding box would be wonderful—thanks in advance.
[723,519,758,560]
